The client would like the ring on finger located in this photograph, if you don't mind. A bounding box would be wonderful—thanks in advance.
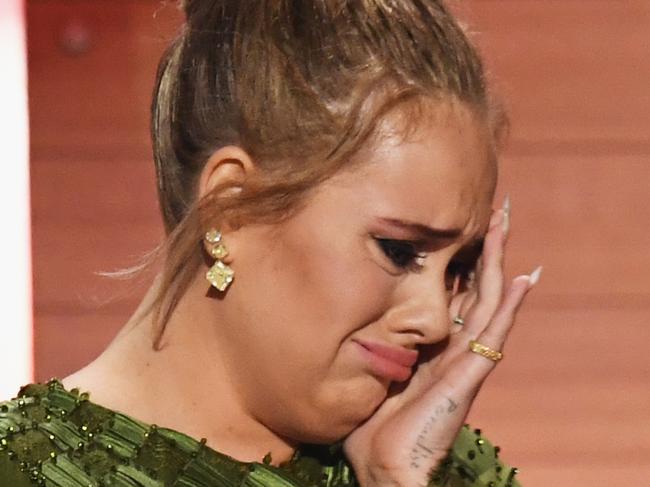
[453,316,465,326]
[468,339,503,362]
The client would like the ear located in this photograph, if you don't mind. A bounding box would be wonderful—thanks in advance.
[197,145,256,201]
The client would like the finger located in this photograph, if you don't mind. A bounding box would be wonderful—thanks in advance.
[462,209,507,334]
[437,268,538,396]
[448,286,471,322]
[480,266,542,346]
[448,281,466,320]
[462,267,541,380]
[449,292,469,333]
[459,290,477,319]
[476,209,506,308]
[448,291,477,334]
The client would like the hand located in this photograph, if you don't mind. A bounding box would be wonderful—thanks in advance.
[343,203,540,487]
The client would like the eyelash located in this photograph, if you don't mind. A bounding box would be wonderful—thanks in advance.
[374,238,425,271]
[374,237,477,288]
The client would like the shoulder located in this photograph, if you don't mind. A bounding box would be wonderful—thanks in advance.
[0,384,52,486]
[1,383,522,487]
[0,381,326,486]
[0,381,171,485]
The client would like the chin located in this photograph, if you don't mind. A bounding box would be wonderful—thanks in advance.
[294,380,387,444]
[292,413,367,445]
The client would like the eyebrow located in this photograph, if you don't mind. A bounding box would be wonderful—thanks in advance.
[377,217,464,242]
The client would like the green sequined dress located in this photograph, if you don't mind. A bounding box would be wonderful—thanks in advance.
[0,380,521,486]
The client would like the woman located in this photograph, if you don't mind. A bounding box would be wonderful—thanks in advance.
[1,1,540,485]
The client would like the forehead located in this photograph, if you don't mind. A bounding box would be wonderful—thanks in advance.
[333,101,497,237]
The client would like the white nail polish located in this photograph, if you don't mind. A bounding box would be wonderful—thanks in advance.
[502,194,510,236]
[503,194,511,216]
[528,266,543,286]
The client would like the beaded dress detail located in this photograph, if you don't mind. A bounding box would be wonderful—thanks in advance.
[0,380,521,486]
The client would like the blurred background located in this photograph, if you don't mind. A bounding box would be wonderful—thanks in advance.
[8,0,650,485]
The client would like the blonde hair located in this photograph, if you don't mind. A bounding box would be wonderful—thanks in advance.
[148,0,505,347]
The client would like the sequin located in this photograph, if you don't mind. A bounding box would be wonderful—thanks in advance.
[0,381,521,486]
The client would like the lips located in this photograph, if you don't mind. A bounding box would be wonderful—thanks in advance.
[354,339,418,382]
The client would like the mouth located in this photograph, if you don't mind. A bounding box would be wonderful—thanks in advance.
[353,339,418,382]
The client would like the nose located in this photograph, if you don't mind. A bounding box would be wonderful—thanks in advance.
[383,271,451,345]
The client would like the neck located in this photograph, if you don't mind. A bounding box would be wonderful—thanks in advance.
[63,275,297,465]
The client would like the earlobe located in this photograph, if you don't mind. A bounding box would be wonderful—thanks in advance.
[198,147,252,292]
[198,145,255,200]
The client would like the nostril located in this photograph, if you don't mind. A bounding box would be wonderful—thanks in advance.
[393,313,452,345]
[385,279,452,344]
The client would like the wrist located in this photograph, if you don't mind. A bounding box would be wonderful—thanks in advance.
[354,463,432,487]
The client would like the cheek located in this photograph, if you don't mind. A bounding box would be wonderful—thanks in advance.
[270,227,394,340]
[231,228,394,431]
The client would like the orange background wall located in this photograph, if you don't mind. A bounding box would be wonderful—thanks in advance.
[28,1,650,485]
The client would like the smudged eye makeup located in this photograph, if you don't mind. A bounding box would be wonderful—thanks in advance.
[374,238,426,271]
[374,235,483,293]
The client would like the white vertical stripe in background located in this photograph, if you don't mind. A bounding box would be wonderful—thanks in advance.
[0,0,33,398]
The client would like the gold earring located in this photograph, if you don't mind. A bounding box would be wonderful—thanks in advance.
[205,229,234,291]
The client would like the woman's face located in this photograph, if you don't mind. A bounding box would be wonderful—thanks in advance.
[212,102,496,443]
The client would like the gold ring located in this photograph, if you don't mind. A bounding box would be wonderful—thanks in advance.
[469,340,503,362]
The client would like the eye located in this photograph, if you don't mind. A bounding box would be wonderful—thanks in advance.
[374,238,425,271]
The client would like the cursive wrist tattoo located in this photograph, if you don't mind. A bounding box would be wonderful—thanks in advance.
[409,397,458,474]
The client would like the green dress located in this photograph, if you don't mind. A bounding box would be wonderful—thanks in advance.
[0,380,521,486]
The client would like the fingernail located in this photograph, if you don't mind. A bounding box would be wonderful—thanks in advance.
[502,194,510,236]
[528,266,543,287]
